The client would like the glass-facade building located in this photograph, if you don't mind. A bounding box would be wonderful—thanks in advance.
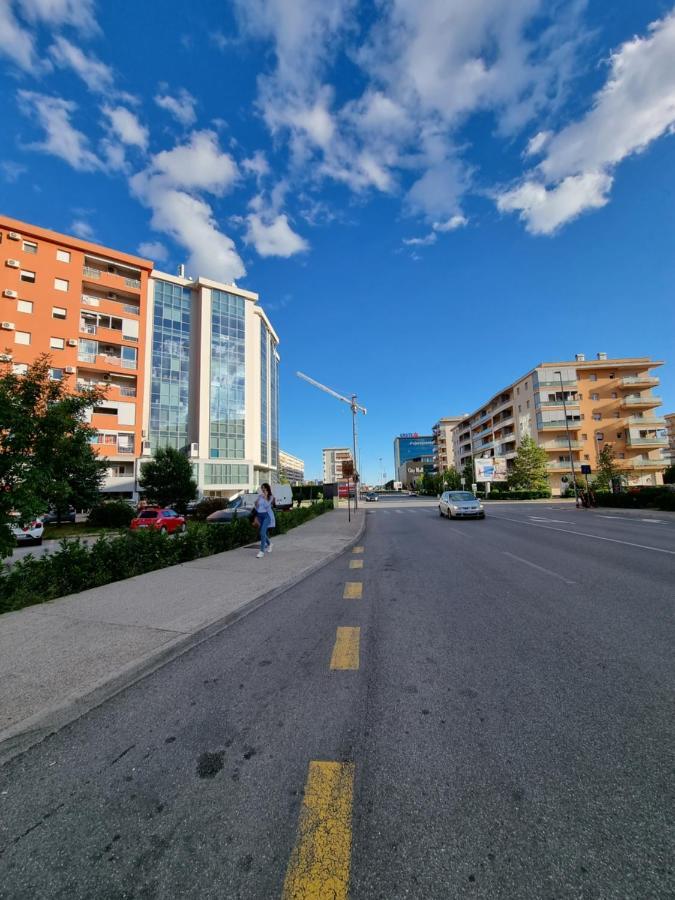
[149,279,192,450]
[260,325,268,464]
[210,289,245,459]
[394,435,435,472]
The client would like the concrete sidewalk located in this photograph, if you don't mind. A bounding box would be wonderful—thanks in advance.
[0,508,365,764]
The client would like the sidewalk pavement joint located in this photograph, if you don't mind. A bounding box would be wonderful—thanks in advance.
[0,509,366,767]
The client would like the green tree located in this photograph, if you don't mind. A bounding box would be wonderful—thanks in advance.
[664,465,675,485]
[139,446,198,513]
[508,436,550,491]
[443,467,462,490]
[593,444,620,492]
[461,457,474,489]
[0,355,106,556]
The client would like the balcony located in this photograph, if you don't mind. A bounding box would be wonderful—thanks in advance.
[473,425,492,440]
[626,434,667,448]
[619,396,661,409]
[541,439,583,450]
[619,375,660,389]
[617,458,665,470]
[536,379,578,389]
[547,460,577,471]
[536,398,580,408]
[537,419,582,431]
[626,416,665,427]
[82,263,142,294]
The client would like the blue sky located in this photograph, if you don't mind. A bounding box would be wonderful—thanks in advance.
[1,0,674,483]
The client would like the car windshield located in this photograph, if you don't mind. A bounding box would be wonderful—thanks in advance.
[139,510,158,519]
[448,492,477,502]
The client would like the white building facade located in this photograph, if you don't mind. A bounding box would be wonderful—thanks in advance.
[141,272,280,498]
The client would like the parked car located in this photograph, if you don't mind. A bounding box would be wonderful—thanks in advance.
[130,508,186,534]
[439,491,485,519]
[42,506,77,525]
[207,485,293,524]
[365,493,379,502]
[10,516,45,546]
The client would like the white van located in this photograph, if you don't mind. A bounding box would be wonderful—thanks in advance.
[271,483,293,510]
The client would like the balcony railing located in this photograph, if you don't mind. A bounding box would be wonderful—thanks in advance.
[619,375,659,388]
[626,416,665,427]
[473,426,492,439]
[621,458,665,469]
[541,439,583,450]
[80,323,97,335]
[620,396,661,407]
[122,303,139,315]
[78,352,97,364]
[547,461,577,470]
[125,277,141,289]
[83,265,100,279]
[536,379,578,389]
[536,398,580,408]
[538,419,582,430]
[120,386,137,397]
[626,435,667,447]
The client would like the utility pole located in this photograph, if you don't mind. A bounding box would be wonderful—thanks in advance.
[554,370,579,507]
[296,372,367,510]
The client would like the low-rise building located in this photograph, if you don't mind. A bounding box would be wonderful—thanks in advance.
[664,413,675,466]
[279,450,305,484]
[451,353,667,496]
[322,447,353,483]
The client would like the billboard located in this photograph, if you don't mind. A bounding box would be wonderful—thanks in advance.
[475,457,508,482]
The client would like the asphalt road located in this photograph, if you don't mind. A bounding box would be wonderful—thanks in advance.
[1,497,673,898]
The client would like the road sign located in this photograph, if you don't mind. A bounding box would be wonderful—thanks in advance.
[581,464,592,474]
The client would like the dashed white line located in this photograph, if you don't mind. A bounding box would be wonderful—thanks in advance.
[490,515,675,555]
[502,551,577,585]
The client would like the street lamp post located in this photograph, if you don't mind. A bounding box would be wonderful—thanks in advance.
[554,370,579,507]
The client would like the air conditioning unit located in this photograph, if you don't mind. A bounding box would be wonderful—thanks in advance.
[141,440,152,456]
[97,381,108,387]
[0,353,12,362]
[102,372,111,381]
[64,366,76,374]
[66,339,78,347]
[6,259,20,268]
[3,290,18,299]
[107,292,117,299]
[189,442,199,458]
[7,232,21,241]
[1,321,16,330]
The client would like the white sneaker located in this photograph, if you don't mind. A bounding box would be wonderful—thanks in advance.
[256,551,264,559]
[266,543,273,553]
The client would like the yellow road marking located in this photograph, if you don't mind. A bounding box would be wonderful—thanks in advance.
[352,546,364,554]
[282,760,355,900]
[330,627,360,670]
[343,581,362,599]
[349,559,363,569]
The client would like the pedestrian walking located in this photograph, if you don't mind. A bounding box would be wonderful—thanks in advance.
[255,483,275,559]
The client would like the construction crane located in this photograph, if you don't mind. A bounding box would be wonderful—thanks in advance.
[296,371,366,509]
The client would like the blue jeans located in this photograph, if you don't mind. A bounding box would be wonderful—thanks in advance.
[259,513,271,551]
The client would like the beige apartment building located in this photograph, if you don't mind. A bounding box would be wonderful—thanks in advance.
[279,450,305,484]
[451,353,666,496]
[665,413,675,466]
[322,447,353,482]
[432,416,464,472]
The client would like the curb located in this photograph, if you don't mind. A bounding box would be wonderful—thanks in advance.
[0,511,367,767]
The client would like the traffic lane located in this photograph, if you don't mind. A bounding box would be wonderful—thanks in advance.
[350,508,674,899]
[485,503,675,553]
[0,544,368,899]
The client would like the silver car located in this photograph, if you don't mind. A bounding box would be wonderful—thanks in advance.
[439,491,485,520]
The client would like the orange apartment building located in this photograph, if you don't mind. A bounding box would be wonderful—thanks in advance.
[0,215,152,497]
[452,353,667,495]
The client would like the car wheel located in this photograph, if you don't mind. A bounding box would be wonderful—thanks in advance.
[35,537,43,546]
[159,526,167,535]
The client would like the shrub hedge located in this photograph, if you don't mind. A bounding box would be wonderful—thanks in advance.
[0,500,333,614]
[594,488,675,511]
[88,500,135,528]
[479,489,552,500]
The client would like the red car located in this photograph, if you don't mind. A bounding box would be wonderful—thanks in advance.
[130,508,186,534]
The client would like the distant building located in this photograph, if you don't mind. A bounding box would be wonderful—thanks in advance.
[393,434,434,475]
[450,353,666,496]
[432,416,464,472]
[665,413,675,465]
[279,449,305,484]
[322,447,353,482]
[398,455,435,489]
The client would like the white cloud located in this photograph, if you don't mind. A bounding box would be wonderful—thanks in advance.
[402,232,437,247]
[498,10,675,234]
[0,1,35,70]
[246,210,309,258]
[147,130,238,194]
[525,131,553,157]
[130,130,245,283]
[49,36,114,93]
[154,88,197,127]
[242,150,270,180]
[0,161,27,182]
[103,105,148,150]
[138,240,168,262]
[17,0,98,33]
[433,214,468,232]
[18,91,103,172]
[70,219,95,239]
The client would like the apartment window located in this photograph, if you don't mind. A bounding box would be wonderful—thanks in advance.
[592,412,602,421]
[50,337,65,350]
[526,400,530,409]
[54,278,69,292]
[609,373,615,379]
[611,392,617,399]
[17,299,33,314]
[15,330,30,345]
[52,306,67,319]
[591,392,599,401]
[56,249,70,263]
[617,432,623,438]
[589,373,597,381]
[596,433,604,441]
[516,387,520,395]
[618,453,625,459]
[614,411,621,418]
[518,404,521,412]
[524,382,528,389]
[581,433,588,440]
[20,270,35,283]
[50,368,63,381]
[584,454,590,460]
[93,406,117,416]
[22,240,37,254]
[12,363,28,375]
